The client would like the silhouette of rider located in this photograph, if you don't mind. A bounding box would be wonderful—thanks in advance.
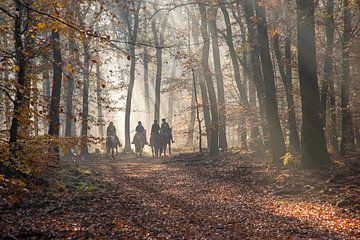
[160,118,174,143]
[151,119,160,136]
[107,122,120,146]
[134,121,148,144]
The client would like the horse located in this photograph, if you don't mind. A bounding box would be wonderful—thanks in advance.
[150,134,162,157]
[106,135,121,159]
[133,132,146,157]
[160,131,172,156]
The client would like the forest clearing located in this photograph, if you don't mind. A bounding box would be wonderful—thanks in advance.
[1,0,360,239]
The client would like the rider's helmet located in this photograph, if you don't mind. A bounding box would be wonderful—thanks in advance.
[162,118,166,122]
[138,121,142,125]
[110,121,113,125]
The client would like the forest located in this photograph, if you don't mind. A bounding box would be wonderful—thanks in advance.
[0,0,359,239]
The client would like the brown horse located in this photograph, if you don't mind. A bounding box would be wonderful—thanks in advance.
[133,132,146,157]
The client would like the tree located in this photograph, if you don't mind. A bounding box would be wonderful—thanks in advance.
[9,0,29,163]
[340,0,355,154]
[199,3,219,156]
[320,0,338,152]
[296,0,329,168]
[255,1,286,164]
[123,1,141,152]
[272,0,300,152]
[208,6,227,151]
[152,11,168,122]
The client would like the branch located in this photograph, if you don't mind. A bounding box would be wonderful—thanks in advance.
[0,5,15,18]
[0,86,15,103]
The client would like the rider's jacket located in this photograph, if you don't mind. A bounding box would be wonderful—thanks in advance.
[151,123,160,135]
[107,125,116,136]
[161,122,171,133]
[136,124,145,133]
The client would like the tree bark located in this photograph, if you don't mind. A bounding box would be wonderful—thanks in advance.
[9,0,27,161]
[340,0,355,154]
[65,37,78,138]
[80,36,91,155]
[95,51,104,138]
[296,0,329,168]
[208,6,227,151]
[191,10,211,148]
[123,3,141,152]
[272,30,300,152]
[168,60,178,125]
[48,30,62,160]
[199,3,219,156]
[255,1,286,164]
[242,0,267,152]
[320,0,338,152]
[152,14,168,122]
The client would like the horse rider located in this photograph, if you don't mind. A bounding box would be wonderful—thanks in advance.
[151,119,160,136]
[107,122,121,146]
[161,118,175,143]
[133,121,148,144]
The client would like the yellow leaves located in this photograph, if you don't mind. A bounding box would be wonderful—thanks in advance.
[36,22,46,31]
[281,152,293,166]
[12,65,20,72]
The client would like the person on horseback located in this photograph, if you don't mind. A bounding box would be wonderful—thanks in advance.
[133,121,148,144]
[161,118,174,143]
[107,122,121,146]
[151,119,160,136]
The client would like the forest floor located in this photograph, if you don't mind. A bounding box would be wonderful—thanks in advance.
[1,150,359,239]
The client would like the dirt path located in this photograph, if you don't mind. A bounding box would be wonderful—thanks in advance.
[1,153,359,239]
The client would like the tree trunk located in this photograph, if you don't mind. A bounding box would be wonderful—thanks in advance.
[242,0,267,152]
[65,38,77,138]
[9,1,27,161]
[191,11,211,148]
[42,67,50,134]
[255,1,286,164]
[80,37,91,155]
[186,86,196,147]
[199,3,219,156]
[143,21,151,130]
[296,0,329,168]
[168,60,178,125]
[152,14,168,122]
[209,7,227,151]
[340,0,355,154]
[48,30,62,160]
[320,0,338,152]
[273,31,300,152]
[95,51,104,137]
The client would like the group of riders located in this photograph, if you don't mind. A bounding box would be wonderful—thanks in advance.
[106,118,174,147]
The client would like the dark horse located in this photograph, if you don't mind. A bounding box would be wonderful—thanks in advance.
[160,131,172,156]
[150,132,172,157]
[106,135,121,159]
[133,132,146,157]
[150,134,162,157]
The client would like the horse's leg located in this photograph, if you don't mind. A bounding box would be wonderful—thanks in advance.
[169,142,171,156]
[112,147,114,159]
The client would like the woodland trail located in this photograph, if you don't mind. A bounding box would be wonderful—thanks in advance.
[1,152,359,239]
